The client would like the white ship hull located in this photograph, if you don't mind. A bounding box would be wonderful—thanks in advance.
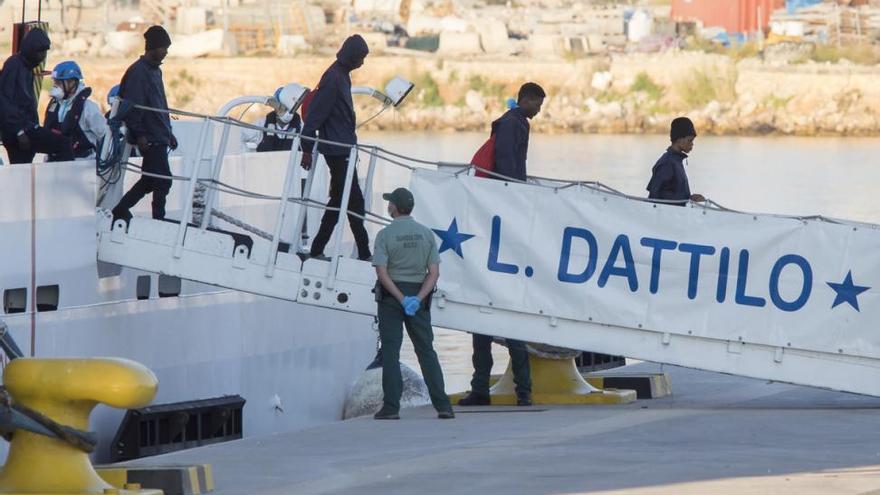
[0,152,375,462]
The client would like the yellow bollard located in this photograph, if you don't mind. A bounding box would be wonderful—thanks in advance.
[0,358,159,495]
[451,355,637,405]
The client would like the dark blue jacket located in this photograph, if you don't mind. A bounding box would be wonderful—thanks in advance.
[491,107,530,181]
[0,28,50,136]
[119,56,173,145]
[301,36,369,157]
[647,147,691,205]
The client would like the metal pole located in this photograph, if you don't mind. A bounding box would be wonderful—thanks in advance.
[757,6,764,51]
[327,146,358,289]
[354,146,379,258]
[265,137,302,277]
[363,146,378,214]
[174,119,211,259]
[292,139,321,253]
[200,123,231,229]
[293,159,316,253]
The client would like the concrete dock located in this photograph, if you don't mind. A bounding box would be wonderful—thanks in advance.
[127,363,880,494]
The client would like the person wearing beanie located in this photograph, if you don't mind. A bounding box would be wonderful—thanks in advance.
[300,34,372,262]
[646,117,705,206]
[0,28,75,163]
[112,25,178,222]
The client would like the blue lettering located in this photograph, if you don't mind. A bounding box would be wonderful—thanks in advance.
[768,254,813,312]
[735,249,766,307]
[640,237,677,294]
[557,227,598,284]
[716,247,730,303]
[487,215,518,275]
[598,234,638,292]
[678,243,716,300]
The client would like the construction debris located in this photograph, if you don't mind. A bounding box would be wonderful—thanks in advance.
[771,0,880,44]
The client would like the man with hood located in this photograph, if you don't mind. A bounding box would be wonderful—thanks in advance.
[0,28,74,164]
[112,25,178,222]
[44,60,107,162]
[646,117,705,207]
[300,34,372,261]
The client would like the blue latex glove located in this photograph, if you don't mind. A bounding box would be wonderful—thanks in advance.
[402,296,421,316]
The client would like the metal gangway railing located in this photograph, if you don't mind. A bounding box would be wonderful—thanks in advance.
[96,101,880,399]
[96,100,722,305]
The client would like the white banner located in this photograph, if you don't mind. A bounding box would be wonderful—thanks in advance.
[411,169,880,359]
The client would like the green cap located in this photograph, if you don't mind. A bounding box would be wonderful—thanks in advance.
[382,187,415,210]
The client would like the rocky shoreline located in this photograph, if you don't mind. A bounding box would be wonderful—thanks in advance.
[79,51,880,137]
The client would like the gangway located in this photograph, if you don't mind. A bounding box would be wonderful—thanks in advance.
[97,103,880,399]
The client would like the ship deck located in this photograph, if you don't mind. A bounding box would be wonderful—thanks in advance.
[125,362,880,494]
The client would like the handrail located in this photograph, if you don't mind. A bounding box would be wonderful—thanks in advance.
[328,146,360,289]
[105,97,880,271]
[266,136,303,277]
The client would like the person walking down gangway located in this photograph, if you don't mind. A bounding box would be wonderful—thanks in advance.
[646,117,705,206]
[0,28,74,164]
[300,34,372,261]
[112,26,178,222]
[372,187,455,421]
[459,82,546,408]
[44,61,107,162]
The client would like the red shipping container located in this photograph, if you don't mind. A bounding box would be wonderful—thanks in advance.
[671,0,785,34]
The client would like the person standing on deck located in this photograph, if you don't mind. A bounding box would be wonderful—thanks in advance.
[44,61,107,162]
[646,117,705,206]
[0,28,74,164]
[458,82,546,408]
[372,187,454,420]
[111,26,178,222]
[299,34,372,261]
[241,86,304,153]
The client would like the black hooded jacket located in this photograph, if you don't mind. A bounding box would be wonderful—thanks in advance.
[301,35,369,157]
[0,28,50,136]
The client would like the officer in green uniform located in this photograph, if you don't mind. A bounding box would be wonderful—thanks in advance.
[372,187,455,420]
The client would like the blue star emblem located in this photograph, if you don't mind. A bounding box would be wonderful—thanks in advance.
[827,271,871,312]
[432,218,475,258]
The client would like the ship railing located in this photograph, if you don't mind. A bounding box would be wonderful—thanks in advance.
[107,102,879,289]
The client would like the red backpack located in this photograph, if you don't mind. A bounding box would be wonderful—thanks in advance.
[300,88,317,123]
[471,134,496,178]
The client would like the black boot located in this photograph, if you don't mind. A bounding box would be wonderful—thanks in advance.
[516,393,533,406]
[457,392,490,406]
[373,407,400,420]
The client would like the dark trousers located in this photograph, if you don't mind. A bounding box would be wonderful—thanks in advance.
[113,144,172,220]
[2,127,74,164]
[309,155,371,260]
[470,334,532,397]
[378,282,451,413]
